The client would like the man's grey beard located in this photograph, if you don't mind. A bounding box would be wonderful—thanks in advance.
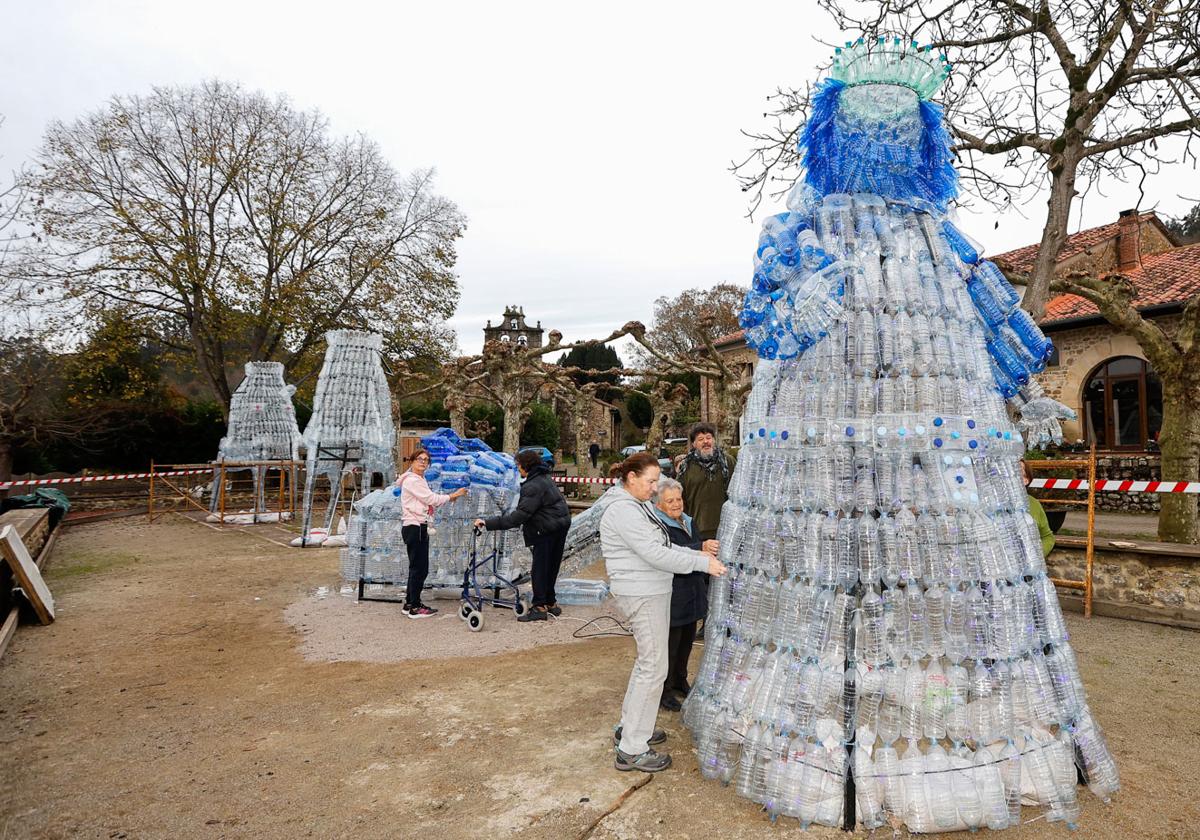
[696,448,716,461]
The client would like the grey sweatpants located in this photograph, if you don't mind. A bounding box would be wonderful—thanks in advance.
[614,592,672,756]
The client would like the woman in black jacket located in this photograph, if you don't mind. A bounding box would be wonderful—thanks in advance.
[652,477,719,711]
[474,449,571,622]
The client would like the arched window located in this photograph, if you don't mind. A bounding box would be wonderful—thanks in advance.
[1083,356,1162,451]
[511,319,518,329]
[500,334,511,343]
[517,334,528,347]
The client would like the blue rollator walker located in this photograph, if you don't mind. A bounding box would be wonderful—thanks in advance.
[458,525,529,631]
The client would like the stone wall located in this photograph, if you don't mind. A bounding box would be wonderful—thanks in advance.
[1048,537,1200,629]
[1037,312,1179,445]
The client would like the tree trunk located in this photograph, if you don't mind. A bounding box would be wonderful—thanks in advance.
[709,378,745,447]
[1156,382,1200,543]
[449,404,466,436]
[502,399,528,454]
[445,393,469,436]
[1022,159,1079,320]
[0,439,12,485]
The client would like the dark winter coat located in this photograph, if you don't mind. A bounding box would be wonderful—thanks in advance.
[677,449,736,540]
[654,508,709,627]
[483,463,571,546]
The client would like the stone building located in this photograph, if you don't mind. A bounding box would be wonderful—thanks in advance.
[992,210,1196,452]
[483,305,543,350]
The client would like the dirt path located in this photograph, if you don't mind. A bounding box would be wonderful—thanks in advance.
[0,516,1197,839]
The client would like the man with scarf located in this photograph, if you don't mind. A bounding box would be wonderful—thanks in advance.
[676,422,735,541]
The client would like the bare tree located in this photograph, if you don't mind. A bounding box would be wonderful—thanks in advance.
[629,315,754,445]
[397,325,638,455]
[23,81,465,414]
[631,283,746,363]
[642,380,692,452]
[735,0,1200,318]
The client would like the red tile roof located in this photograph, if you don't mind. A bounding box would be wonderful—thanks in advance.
[1041,242,1200,323]
[710,213,1197,341]
[991,213,1159,274]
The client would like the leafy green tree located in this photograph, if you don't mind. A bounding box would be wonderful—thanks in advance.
[1166,203,1200,244]
[520,401,560,450]
[626,390,652,429]
[557,343,623,400]
[466,403,504,451]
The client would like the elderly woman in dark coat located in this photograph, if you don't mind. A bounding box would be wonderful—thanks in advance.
[652,477,719,711]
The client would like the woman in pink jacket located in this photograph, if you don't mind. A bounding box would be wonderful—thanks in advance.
[396,449,467,618]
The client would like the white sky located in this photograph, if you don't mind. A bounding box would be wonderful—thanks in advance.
[3,0,1196,357]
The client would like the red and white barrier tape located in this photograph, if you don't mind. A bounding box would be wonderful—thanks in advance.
[0,468,211,491]
[4,470,1192,494]
[1030,477,1200,494]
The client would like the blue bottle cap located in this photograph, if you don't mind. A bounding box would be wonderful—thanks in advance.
[967,419,976,429]
[758,428,766,437]
[969,440,978,449]
[933,438,943,447]
[846,426,855,437]
[781,430,789,441]
[950,431,961,440]
[933,417,943,427]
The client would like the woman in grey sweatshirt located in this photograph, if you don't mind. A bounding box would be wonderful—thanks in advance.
[601,451,726,772]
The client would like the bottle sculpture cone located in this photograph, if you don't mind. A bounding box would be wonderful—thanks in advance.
[683,37,1118,832]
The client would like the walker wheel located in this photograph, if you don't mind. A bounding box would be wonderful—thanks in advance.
[459,602,472,621]
[467,611,484,632]
[513,597,529,617]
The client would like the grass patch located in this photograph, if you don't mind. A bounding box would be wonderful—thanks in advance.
[46,552,142,581]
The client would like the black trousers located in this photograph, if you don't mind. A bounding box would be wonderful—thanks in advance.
[402,524,430,608]
[529,528,568,607]
[664,621,697,694]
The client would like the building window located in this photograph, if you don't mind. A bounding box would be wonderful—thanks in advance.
[1082,356,1162,451]
[500,334,510,343]
[511,319,518,329]
[517,334,528,347]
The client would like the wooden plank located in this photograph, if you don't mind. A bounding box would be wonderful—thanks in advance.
[0,508,50,559]
[0,607,18,660]
[0,525,54,624]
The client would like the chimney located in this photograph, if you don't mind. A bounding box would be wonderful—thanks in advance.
[1117,209,1142,270]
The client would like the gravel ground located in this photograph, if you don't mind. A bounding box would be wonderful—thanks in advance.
[285,585,622,663]
[0,515,1197,839]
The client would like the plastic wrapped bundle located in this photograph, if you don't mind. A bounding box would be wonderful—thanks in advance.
[558,485,624,577]
[684,37,1114,833]
[340,427,525,593]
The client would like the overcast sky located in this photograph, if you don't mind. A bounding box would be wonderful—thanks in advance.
[4,1,1197,357]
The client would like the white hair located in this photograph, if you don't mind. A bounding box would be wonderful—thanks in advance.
[652,476,683,503]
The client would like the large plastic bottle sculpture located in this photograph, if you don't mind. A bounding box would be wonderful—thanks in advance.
[211,361,303,516]
[682,38,1118,832]
[299,330,396,540]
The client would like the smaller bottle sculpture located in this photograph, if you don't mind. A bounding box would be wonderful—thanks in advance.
[341,428,528,598]
[211,360,303,518]
[682,37,1118,833]
[299,330,396,542]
